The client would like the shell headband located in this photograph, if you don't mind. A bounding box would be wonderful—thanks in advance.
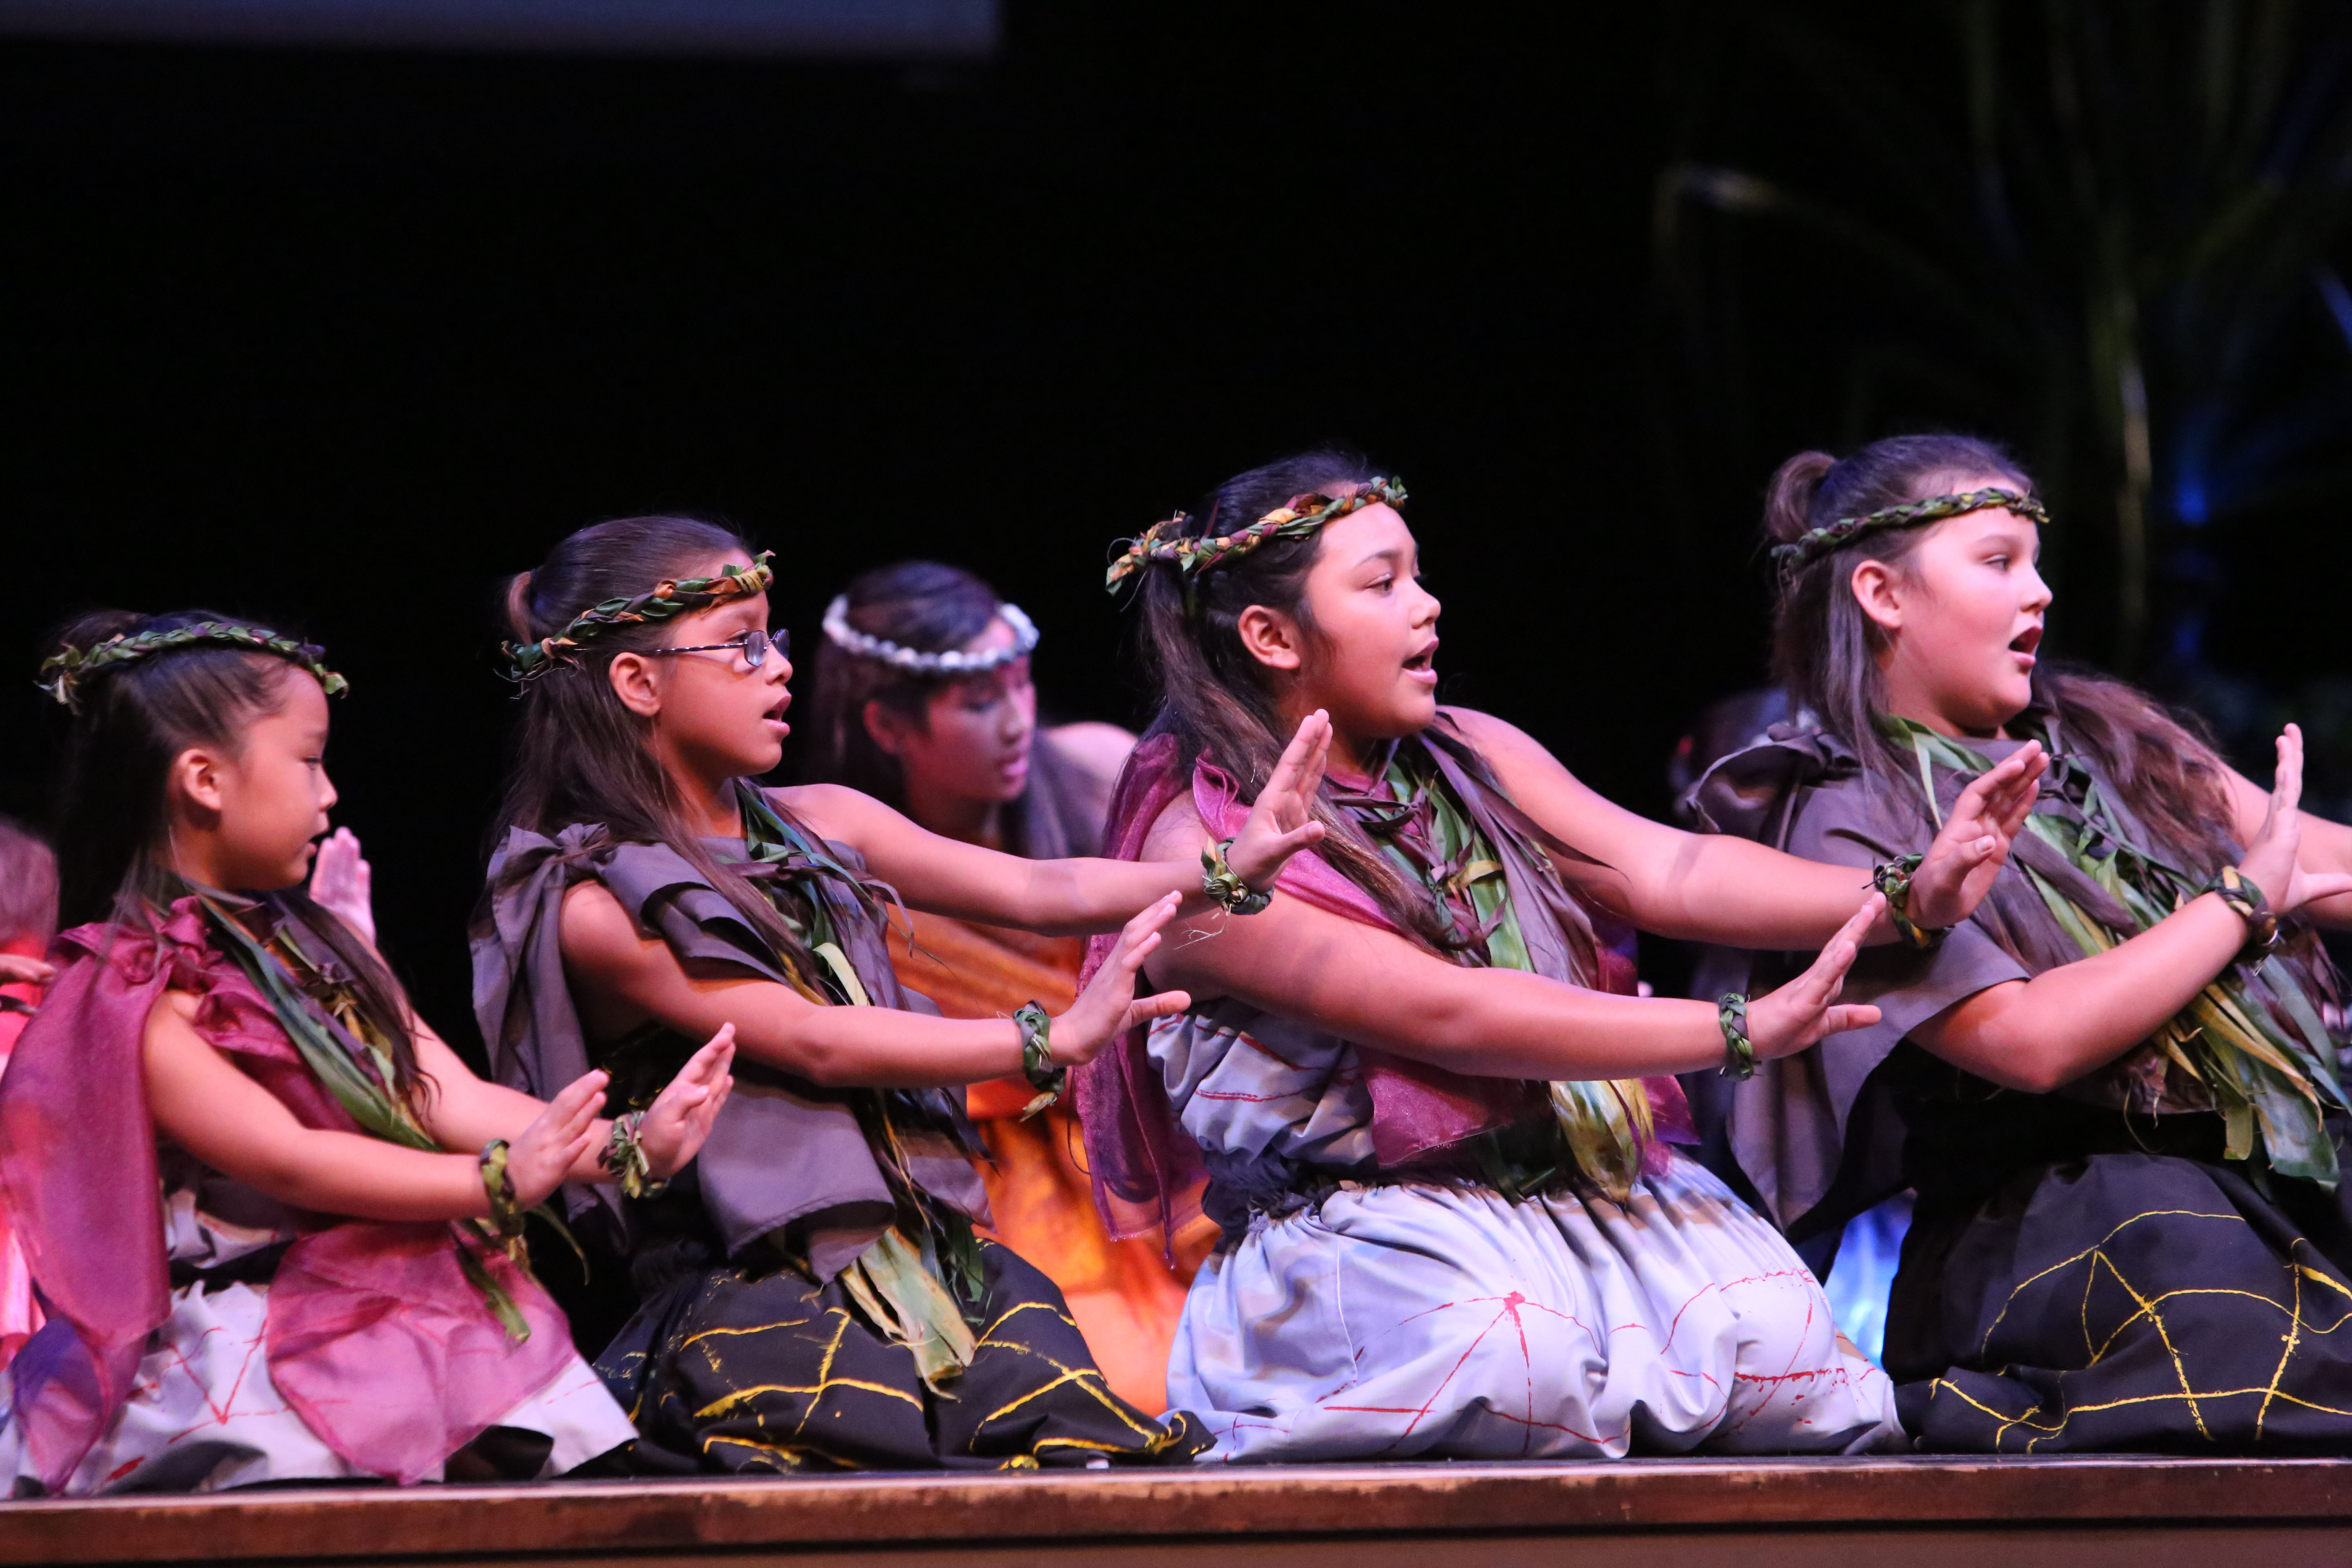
[506,551,775,683]
[1105,476,1408,594]
[1772,487,2049,583]
[822,596,1039,675]
[39,621,349,714]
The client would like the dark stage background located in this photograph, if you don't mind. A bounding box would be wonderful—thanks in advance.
[4,4,2348,1052]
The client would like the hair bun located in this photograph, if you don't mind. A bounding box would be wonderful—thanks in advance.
[503,571,537,642]
[1762,451,1837,544]
[49,608,148,662]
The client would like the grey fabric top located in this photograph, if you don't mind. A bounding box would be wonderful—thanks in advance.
[470,793,987,1280]
[1689,730,2030,1233]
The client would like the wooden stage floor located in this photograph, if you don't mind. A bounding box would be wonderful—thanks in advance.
[3,1457,2350,1568]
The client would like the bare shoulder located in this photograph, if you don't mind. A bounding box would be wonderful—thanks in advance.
[147,987,203,1033]
[1139,788,1212,862]
[1044,722,1138,789]
[764,781,884,840]
[558,877,644,965]
[1439,706,1559,774]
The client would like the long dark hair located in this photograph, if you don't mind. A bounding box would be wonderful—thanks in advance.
[800,559,1099,859]
[492,515,820,971]
[45,608,423,1092]
[1766,434,2236,875]
[1132,449,1471,953]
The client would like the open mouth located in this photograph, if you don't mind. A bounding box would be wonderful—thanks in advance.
[2009,624,2042,662]
[1402,642,1438,679]
[762,693,793,729]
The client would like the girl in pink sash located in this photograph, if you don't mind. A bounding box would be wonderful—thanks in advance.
[0,610,734,1494]
[1081,451,2048,1461]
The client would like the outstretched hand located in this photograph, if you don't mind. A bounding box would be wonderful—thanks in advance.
[639,1025,737,1179]
[1055,893,1192,1066]
[2239,724,2352,915]
[0,953,54,990]
[308,827,376,948]
[1748,895,1885,1061]
[506,1069,608,1210]
[1224,710,1333,893]
[1905,742,2045,931]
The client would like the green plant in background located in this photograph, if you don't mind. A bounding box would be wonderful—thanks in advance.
[1652,0,2352,688]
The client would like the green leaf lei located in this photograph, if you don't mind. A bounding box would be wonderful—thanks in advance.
[731,785,992,1372]
[1365,751,1657,1201]
[1887,717,2349,1185]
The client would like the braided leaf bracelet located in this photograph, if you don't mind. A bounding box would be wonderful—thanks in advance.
[1717,994,1756,1081]
[1016,1001,1064,1120]
[2206,866,2281,966]
[1202,838,1274,915]
[479,1140,529,1265]
[1871,853,1949,950]
[599,1110,670,1200]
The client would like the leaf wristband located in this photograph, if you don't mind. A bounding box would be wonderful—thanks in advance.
[1015,1001,1065,1120]
[2207,866,2281,964]
[1872,852,1949,950]
[1201,838,1274,916]
[1717,994,1756,1081]
[599,1110,668,1200]
[479,1140,528,1264]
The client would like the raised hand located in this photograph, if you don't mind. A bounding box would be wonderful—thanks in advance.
[1748,895,1886,1061]
[2239,725,2352,915]
[639,1025,737,1180]
[1055,893,1193,1066]
[1224,710,1333,893]
[1905,742,2046,931]
[308,826,376,948]
[506,1069,608,1209]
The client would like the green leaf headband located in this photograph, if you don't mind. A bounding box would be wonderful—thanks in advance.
[1105,477,1409,594]
[1771,487,2049,584]
[38,622,349,714]
[506,550,776,683]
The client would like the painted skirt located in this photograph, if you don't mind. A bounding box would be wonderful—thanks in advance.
[1172,1151,1900,1461]
[2,1278,635,1494]
[1894,1149,2352,1453]
[599,1237,1209,1472]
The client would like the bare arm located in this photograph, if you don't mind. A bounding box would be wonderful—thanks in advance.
[144,990,502,1222]
[1919,724,2352,1090]
[1138,797,1880,1078]
[558,880,1188,1089]
[1448,707,2041,947]
[1910,899,2249,1092]
[778,711,1333,936]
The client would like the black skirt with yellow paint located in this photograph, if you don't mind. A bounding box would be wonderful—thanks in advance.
[1887,1089,2352,1454]
[598,1233,1208,1473]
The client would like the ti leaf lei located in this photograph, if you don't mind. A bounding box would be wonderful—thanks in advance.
[1358,750,1656,1202]
[730,786,991,1337]
[195,894,552,1338]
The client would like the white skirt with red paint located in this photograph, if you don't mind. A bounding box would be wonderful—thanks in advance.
[1169,1152,1900,1462]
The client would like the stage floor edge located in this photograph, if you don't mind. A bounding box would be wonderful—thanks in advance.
[4,1456,2349,1568]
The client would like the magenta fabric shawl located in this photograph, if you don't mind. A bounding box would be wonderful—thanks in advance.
[1075,726,1693,1245]
[0,902,576,1490]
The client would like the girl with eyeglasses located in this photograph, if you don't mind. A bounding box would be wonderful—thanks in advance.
[473,515,1330,1473]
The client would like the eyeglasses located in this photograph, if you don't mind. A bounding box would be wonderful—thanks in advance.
[646,628,787,668]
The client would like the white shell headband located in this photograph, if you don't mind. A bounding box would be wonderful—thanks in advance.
[822,595,1040,675]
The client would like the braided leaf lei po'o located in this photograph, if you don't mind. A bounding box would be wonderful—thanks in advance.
[506,551,775,682]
